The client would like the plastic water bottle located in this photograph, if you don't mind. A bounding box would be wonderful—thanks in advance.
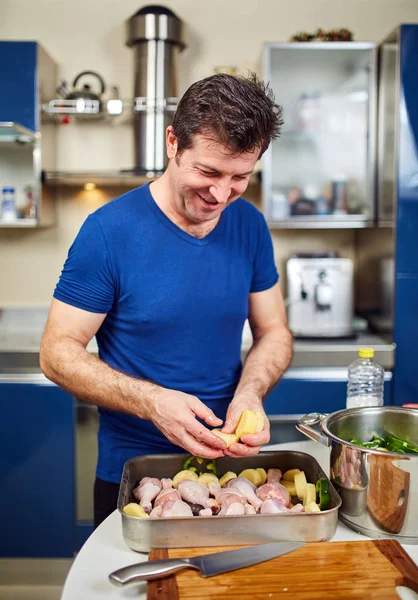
[346,347,384,408]
[1,187,17,222]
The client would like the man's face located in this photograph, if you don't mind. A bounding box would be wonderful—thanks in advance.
[167,132,259,225]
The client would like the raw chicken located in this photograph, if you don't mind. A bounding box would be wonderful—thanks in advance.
[259,498,290,514]
[267,468,282,484]
[227,478,263,511]
[217,492,247,515]
[290,503,305,513]
[245,503,257,515]
[161,500,193,518]
[177,480,210,507]
[206,498,220,514]
[133,477,162,513]
[154,487,181,507]
[161,478,173,489]
[199,507,213,517]
[255,482,291,507]
[208,481,222,499]
[223,502,246,516]
[149,505,163,519]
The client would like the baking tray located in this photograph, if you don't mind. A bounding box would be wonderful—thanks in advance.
[117,451,341,552]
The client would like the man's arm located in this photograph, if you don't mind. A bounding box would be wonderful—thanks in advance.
[221,283,293,456]
[40,299,226,458]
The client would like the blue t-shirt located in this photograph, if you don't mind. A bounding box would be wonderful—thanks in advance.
[54,183,278,482]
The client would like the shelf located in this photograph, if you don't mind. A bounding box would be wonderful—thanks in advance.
[43,170,159,187]
[43,170,262,188]
[267,215,374,229]
[0,218,38,228]
[0,122,38,144]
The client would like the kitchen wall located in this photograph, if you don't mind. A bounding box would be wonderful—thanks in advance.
[0,0,416,305]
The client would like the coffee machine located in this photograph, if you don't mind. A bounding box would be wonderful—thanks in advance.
[286,253,354,338]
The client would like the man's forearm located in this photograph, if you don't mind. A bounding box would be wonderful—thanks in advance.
[40,338,160,420]
[235,325,293,401]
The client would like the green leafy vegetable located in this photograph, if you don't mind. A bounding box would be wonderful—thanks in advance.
[349,432,418,454]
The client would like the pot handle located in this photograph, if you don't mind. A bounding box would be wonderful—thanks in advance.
[296,412,330,447]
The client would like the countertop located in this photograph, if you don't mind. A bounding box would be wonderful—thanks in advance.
[0,307,395,371]
[61,440,417,600]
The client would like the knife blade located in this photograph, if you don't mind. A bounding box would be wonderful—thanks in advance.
[109,541,305,586]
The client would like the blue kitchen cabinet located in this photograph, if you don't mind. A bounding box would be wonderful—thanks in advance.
[0,379,75,558]
[264,370,393,415]
[393,276,418,406]
[0,41,39,132]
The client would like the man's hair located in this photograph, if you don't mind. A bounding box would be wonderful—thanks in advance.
[171,72,284,157]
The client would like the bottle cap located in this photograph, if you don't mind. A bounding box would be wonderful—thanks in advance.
[358,347,374,358]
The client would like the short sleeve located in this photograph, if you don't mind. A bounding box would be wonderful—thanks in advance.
[53,214,115,313]
[250,214,279,293]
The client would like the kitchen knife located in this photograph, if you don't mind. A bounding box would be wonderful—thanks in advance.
[109,541,305,586]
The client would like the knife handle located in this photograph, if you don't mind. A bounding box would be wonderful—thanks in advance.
[109,558,198,585]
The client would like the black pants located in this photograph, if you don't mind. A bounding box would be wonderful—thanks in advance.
[94,477,120,529]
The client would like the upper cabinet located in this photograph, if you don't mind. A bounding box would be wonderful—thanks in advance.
[0,41,57,227]
[262,42,377,229]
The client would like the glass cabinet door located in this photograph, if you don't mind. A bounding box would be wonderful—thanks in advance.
[263,43,376,228]
[0,122,40,227]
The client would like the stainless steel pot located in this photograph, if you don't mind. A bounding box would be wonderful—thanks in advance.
[296,406,418,544]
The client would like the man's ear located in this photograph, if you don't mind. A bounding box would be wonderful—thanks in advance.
[166,126,178,159]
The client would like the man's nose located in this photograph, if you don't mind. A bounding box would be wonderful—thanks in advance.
[209,182,231,204]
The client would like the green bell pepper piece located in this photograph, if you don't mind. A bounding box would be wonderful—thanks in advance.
[315,478,331,511]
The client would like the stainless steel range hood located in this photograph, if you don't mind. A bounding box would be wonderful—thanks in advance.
[126,4,186,175]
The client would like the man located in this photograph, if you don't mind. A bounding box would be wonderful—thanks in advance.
[40,73,293,528]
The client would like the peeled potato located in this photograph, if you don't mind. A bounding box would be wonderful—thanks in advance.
[239,468,262,487]
[172,470,199,489]
[219,471,237,487]
[281,479,297,496]
[235,410,265,439]
[212,429,239,447]
[303,483,316,506]
[256,468,267,485]
[283,468,302,482]
[294,471,308,500]
[305,501,321,513]
[123,503,149,518]
[198,473,219,487]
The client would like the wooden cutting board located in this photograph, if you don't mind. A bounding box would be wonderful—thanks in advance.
[147,540,418,600]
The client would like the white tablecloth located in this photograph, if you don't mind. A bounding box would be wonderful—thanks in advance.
[62,441,418,600]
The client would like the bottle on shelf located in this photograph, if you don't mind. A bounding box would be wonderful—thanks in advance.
[1,187,17,222]
[346,347,384,408]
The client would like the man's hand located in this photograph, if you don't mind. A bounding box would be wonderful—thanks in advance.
[220,391,270,457]
[148,389,228,458]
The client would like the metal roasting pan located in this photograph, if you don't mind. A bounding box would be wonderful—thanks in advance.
[117,451,341,552]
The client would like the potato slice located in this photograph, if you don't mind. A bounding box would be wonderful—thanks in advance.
[281,479,297,496]
[282,468,302,482]
[305,501,321,513]
[294,471,307,500]
[172,470,199,489]
[198,473,219,487]
[303,483,316,506]
[235,410,264,439]
[123,503,149,518]
[256,468,267,486]
[219,471,237,487]
[212,429,239,447]
[239,468,262,487]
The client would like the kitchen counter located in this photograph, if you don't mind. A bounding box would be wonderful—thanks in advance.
[0,307,395,372]
[61,440,417,600]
